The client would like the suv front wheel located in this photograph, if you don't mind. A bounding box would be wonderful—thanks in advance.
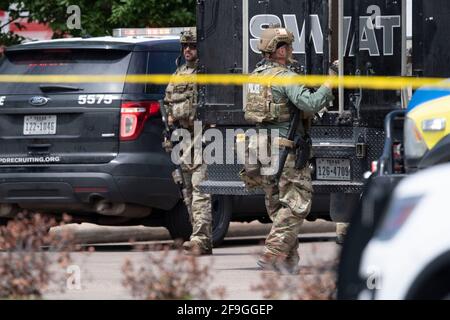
[0,218,8,227]
[165,201,192,242]
[165,196,232,248]
[212,196,232,247]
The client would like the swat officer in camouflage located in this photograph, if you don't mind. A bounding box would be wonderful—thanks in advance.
[241,26,337,273]
[163,28,213,256]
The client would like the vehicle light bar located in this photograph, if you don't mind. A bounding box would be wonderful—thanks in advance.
[113,27,193,38]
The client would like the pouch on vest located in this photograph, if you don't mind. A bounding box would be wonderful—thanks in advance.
[169,78,195,120]
[236,131,263,188]
[172,98,194,121]
[244,69,291,124]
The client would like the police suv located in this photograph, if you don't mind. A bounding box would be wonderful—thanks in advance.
[0,28,193,240]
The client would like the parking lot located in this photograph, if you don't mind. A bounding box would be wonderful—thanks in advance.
[44,221,338,300]
[1,0,450,302]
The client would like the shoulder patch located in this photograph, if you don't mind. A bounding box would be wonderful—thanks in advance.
[254,65,270,73]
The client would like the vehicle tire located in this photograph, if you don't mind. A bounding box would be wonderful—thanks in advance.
[407,266,450,300]
[0,218,8,227]
[421,283,450,300]
[412,281,450,300]
[165,201,192,242]
[211,196,232,248]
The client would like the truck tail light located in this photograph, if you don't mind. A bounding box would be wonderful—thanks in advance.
[120,101,160,141]
[371,161,378,173]
[392,142,405,174]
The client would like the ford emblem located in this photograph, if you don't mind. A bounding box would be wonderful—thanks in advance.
[29,96,49,106]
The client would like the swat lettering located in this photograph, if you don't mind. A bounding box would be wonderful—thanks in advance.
[250,12,400,56]
[250,14,323,54]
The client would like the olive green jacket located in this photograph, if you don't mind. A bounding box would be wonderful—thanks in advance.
[254,60,334,137]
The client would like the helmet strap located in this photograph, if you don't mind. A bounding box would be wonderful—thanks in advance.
[176,53,183,68]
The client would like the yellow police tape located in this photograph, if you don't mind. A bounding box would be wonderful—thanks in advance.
[0,74,450,90]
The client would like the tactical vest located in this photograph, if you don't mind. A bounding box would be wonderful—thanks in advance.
[244,65,292,124]
[164,64,197,126]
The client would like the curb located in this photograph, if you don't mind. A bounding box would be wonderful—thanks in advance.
[51,220,336,245]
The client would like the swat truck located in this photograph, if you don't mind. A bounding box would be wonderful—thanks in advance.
[196,0,411,245]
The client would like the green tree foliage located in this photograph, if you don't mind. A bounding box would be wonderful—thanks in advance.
[0,0,196,46]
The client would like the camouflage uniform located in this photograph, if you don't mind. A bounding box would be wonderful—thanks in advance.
[242,27,334,271]
[164,29,212,254]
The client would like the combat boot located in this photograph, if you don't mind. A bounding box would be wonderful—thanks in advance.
[257,253,299,275]
[182,240,212,256]
[256,253,280,271]
[336,223,349,245]
[336,234,345,245]
[282,254,300,275]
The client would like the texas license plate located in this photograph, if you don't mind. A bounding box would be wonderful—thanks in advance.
[23,115,57,135]
[316,158,351,181]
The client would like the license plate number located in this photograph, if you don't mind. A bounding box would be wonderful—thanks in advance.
[316,158,351,181]
[23,115,57,135]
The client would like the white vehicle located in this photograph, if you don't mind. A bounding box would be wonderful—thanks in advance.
[358,163,450,300]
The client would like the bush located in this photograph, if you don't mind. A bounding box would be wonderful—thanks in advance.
[0,213,74,299]
[122,245,225,300]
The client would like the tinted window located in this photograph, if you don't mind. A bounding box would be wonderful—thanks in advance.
[0,49,132,94]
[124,51,147,94]
[145,51,179,95]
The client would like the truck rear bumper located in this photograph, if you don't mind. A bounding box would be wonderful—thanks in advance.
[199,180,365,195]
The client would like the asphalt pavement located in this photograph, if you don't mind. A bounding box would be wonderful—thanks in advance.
[44,221,340,300]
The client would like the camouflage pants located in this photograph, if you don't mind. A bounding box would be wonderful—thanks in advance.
[262,153,313,262]
[181,163,213,251]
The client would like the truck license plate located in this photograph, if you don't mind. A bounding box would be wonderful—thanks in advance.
[316,158,351,181]
[23,115,57,135]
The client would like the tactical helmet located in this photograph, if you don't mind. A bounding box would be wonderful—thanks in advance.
[180,27,197,44]
[257,27,294,53]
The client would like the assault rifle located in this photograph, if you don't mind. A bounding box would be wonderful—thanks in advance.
[275,108,301,181]
[159,100,192,217]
